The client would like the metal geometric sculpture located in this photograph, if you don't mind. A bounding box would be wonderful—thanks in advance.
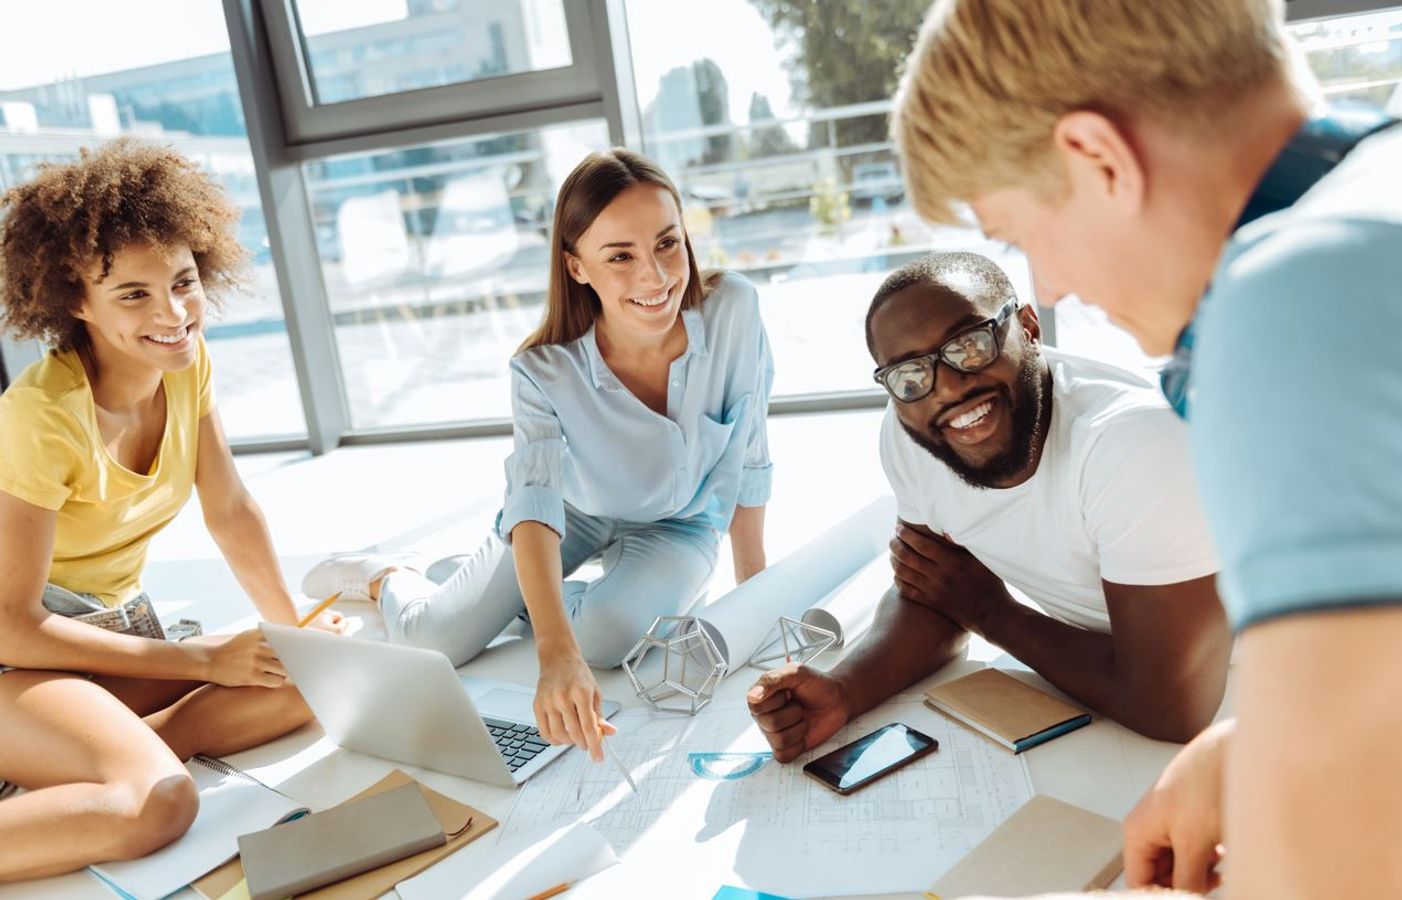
[747,616,836,671]
[622,615,726,715]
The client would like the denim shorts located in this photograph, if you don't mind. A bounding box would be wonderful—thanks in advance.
[0,584,154,674]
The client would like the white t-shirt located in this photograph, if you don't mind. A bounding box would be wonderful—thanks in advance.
[879,348,1219,632]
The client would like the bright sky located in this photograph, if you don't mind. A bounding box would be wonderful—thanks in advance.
[0,0,795,124]
[0,1,233,90]
[624,0,795,124]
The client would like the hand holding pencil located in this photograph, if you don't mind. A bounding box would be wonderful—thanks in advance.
[298,592,348,633]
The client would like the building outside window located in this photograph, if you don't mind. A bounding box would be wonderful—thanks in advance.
[623,0,1033,398]
[2,2,1398,444]
[302,120,608,428]
[0,0,305,441]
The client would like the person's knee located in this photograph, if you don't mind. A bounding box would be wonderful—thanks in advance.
[390,622,490,666]
[268,682,314,732]
[574,606,658,669]
[108,770,199,860]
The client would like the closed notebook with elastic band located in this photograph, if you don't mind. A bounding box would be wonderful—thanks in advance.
[926,794,1122,897]
[923,668,1090,754]
[238,781,446,900]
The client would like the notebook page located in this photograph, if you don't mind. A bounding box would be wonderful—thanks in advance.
[90,758,305,900]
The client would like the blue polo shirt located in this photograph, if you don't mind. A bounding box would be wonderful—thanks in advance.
[1191,125,1402,630]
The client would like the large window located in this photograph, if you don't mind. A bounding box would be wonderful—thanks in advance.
[291,0,572,105]
[303,120,608,428]
[7,1,1395,450]
[622,0,1030,398]
[0,0,306,441]
[1293,6,1402,108]
[260,0,604,146]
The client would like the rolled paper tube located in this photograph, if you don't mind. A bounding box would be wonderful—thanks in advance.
[694,495,895,675]
[801,554,894,648]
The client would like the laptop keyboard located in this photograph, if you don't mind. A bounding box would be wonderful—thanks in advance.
[483,716,552,772]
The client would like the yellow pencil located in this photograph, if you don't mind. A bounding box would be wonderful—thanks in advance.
[297,593,340,628]
[525,883,571,900]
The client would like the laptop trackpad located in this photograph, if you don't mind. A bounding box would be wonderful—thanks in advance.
[477,688,537,724]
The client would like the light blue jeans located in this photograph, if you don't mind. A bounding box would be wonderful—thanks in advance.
[379,504,720,669]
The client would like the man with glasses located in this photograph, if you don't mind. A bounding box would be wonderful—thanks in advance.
[748,252,1229,757]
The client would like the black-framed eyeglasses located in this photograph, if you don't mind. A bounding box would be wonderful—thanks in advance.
[872,298,1021,403]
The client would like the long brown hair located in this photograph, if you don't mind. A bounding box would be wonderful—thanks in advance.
[518,148,715,353]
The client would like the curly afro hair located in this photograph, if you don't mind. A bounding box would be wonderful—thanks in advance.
[0,137,249,350]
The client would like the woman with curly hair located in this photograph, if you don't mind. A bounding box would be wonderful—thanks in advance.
[0,138,343,880]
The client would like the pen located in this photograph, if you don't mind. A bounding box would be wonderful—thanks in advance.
[601,733,637,792]
[296,592,340,628]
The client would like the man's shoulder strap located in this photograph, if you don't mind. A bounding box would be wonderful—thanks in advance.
[1236,104,1401,229]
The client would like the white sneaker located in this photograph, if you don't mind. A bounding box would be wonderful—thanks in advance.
[300,554,399,602]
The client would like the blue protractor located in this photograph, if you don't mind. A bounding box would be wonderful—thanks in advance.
[688,752,773,781]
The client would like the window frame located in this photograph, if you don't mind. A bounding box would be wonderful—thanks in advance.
[258,0,612,147]
[216,0,1398,453]
[1287,0,1402,22]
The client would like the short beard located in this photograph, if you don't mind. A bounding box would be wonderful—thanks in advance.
[900,353,1051,490]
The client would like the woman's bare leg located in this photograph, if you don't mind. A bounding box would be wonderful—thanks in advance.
[94,675,314,760]
[0,671,198,881]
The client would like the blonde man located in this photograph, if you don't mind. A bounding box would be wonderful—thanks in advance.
[893,1,1401,898]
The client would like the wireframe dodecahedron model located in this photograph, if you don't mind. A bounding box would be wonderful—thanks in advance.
[622,615,726,715]
[747,616,836,671]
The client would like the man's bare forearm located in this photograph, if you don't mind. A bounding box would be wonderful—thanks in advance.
[979,603,1214,742]
[830,586,968,717]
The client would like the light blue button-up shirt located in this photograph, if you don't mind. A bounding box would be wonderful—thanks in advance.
[497,272,774,541]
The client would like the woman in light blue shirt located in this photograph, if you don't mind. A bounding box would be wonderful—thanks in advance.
[304,149,773,759]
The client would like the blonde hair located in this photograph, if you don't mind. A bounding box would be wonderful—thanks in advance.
[893,0,1293,224]
[519,148,716,353]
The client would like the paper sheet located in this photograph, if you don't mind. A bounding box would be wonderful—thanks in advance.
[499,699,1033,898]
[396,821,617,900]
[696,496,894,674]
[800,554,892,648]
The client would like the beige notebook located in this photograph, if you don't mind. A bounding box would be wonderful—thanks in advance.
[927,795,1122,898]
[923,668,1090,753]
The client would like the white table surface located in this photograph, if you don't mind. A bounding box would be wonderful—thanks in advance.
[0,600,1218,900]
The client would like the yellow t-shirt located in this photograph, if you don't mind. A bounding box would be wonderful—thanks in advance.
[0,337,213,607]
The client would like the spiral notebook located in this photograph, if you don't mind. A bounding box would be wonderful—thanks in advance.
[89,755,306,900]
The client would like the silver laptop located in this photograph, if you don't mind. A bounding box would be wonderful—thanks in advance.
[262,624,620,788]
